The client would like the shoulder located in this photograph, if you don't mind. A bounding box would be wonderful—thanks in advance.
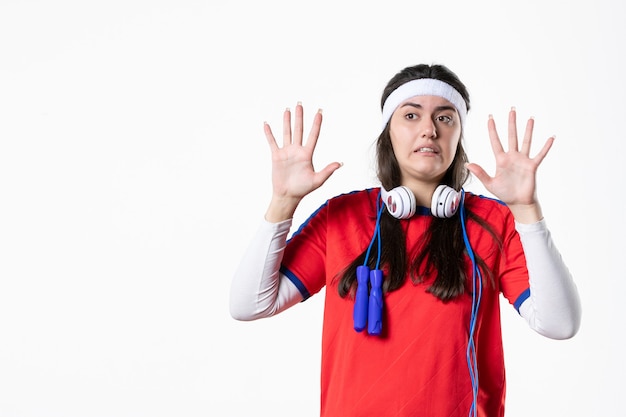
[465,192,508,213]
[324,188,381,227]
[291,188,378,236]
[464,192,514,226]
[323,188,381,223]
[327,188,379,208]
[304,188,378,218]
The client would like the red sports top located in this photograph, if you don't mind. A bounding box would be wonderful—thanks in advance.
[280,189,531,417]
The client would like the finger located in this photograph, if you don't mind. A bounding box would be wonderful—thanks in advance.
[305,109,323,150]
[487,114,505,154]
[293,102,304,146]
[312,161,343,189]
[508,107,518,152]
[532,135,555,166]
[465,162,492,187]
[520,117,535,156]
[282,107,292,147]
[263,121,279,152]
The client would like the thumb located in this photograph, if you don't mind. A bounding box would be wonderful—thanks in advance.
[313,162,343,188]
[465,162,491,187]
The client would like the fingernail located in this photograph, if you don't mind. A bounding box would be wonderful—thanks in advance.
[511,106,516,111]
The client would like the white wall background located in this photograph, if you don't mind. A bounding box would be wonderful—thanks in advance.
[0,1,623,416]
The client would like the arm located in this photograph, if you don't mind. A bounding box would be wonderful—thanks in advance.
[515,220,581,339]
[229,219,303,321]
[230,102,341,320]
[467,108,581,338]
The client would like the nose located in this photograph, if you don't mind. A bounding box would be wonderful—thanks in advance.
[421,118,437,139]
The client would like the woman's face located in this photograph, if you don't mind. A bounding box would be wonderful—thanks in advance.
[389,95,462,186]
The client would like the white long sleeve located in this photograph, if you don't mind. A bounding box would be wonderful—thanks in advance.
[229,219,304,321]
[515,219,582,339]
[230,218,582,338]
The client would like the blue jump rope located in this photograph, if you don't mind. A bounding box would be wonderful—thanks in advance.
[353,190,482,416]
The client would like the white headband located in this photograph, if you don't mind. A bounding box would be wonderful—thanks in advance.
[380,78,467,131]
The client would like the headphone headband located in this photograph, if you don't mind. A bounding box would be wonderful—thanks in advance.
[381,185,460,219]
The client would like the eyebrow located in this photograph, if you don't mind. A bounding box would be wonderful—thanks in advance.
[400,102,457,113]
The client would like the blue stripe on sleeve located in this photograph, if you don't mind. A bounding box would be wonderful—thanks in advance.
[513,288,531,314]
[280,266,311,300]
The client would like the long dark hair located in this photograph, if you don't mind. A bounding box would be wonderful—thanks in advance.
[337,64,498,302]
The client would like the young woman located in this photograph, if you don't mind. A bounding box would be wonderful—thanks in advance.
[229,64,581,417]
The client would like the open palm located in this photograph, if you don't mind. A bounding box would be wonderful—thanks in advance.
[264,103,341,201]
[466,108,554,206]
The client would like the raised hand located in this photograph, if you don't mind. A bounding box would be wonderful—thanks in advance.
[263,102,342,222]
[466,108,554,223]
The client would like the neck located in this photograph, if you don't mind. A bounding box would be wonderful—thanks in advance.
[402,182,440,208]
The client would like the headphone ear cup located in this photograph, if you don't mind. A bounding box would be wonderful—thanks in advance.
[381,186,416,219]
[431,185,461,218]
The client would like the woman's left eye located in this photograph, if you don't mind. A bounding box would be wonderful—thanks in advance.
[437,115,453,124]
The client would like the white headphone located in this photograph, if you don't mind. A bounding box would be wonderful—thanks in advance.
[380,185,461,219]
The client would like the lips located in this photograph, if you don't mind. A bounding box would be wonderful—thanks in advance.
[415,146,439,154]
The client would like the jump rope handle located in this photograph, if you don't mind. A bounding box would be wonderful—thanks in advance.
[367,269,383,335]
[353,265,370,332]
